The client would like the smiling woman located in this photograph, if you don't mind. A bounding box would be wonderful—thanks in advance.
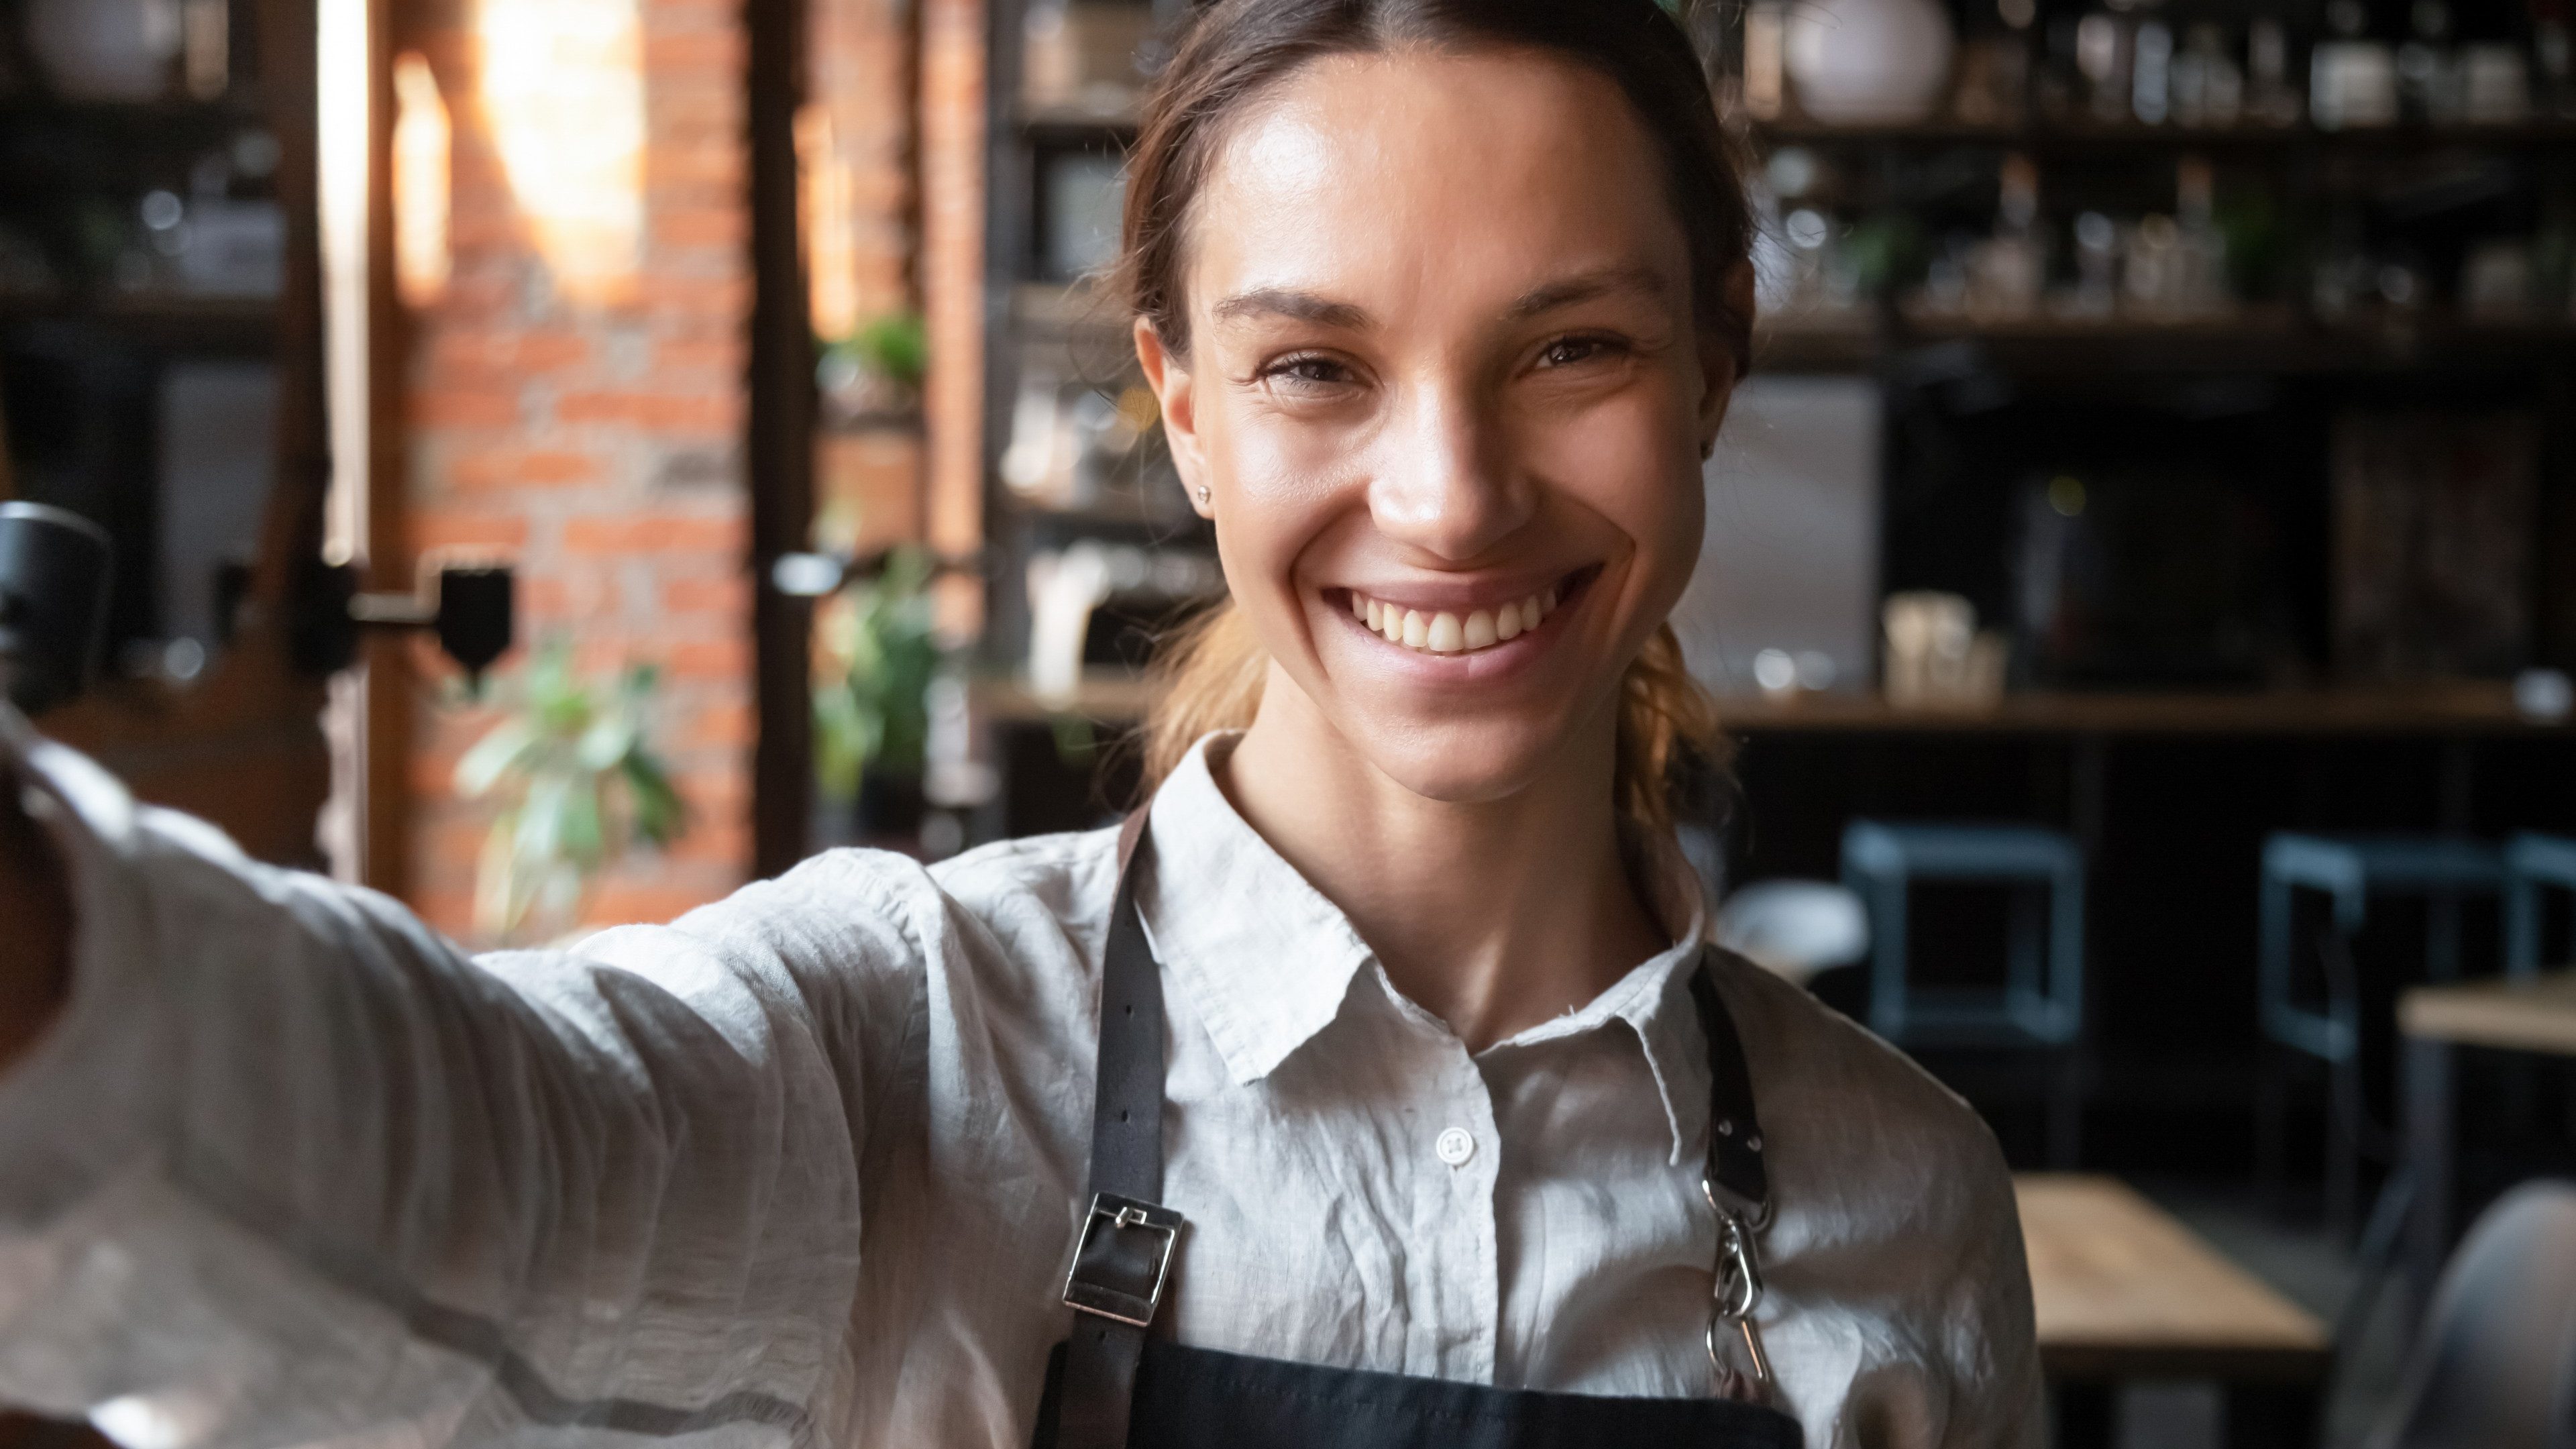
[0,3,2037,1447]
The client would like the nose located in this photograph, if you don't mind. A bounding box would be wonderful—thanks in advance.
[1364,384,1534,564]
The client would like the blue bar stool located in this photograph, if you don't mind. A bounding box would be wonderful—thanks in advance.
[1841,820,2088,1165]
[2256,833,2506,1234]
[2504,833,2576,977]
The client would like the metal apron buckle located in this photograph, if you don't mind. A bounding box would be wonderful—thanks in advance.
[1702,1177,1774,1402]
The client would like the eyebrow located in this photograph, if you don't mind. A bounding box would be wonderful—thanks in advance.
[1205,265,1670,331]
[1210,288,1373,329]
[1504,266,1671,321]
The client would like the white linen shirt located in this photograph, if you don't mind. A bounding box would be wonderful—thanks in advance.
[0,718,2041,1449]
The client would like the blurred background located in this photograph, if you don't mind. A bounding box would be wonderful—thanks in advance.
[1,0,2574,1443]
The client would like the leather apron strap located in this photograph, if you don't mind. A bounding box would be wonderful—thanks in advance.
[1053,812,1778,1446]
[1055,816,1175,1449]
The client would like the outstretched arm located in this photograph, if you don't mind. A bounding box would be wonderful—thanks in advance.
[0,707,913,1448]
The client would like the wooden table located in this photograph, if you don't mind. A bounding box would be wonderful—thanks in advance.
[2398,970,2576,1306]
[2018,1174,2330,1448]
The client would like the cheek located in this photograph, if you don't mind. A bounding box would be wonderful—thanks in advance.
[1521,388,1705,592]
[1201,405,1356,604]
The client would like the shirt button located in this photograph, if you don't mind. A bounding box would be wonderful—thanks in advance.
[1435,1127,1477,1167]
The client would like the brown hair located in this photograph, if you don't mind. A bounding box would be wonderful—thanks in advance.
[1124,0,1746,838]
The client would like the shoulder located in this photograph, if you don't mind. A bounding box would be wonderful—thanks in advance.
[1710,952,2017,1248]
[926,823,1124,940]
[565,823,1124,1004]
[1712,954,2041,1435]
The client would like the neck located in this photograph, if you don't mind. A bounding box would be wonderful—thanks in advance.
[1218,664,1674,1054]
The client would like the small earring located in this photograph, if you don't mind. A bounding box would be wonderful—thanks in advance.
[1195,484,1212,505]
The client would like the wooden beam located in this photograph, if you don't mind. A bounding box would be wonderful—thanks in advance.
[747,0,816,876]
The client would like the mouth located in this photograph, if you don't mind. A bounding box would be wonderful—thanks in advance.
[1330,565,1600,658]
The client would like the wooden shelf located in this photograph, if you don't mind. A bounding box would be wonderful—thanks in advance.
[1752,116,2576,154]
[1751,307,2576,376]
[1017,104,1142,138]
[1012,281,1128,334]
[975,669,1161,725]
[1014,105,2576,152]
[973,676,2575,737]
[1715,686,2575,737]
[0,294,278,352]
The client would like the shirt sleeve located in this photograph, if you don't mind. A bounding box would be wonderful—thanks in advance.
[0,712,928,1449]
[1941,1156,2048,1449]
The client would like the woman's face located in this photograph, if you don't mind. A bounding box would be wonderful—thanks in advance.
[1138,46,1741,806]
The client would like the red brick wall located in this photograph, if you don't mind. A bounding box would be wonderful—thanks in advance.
[811,0,918,319]
[810,0,930,560]
[400,0,755,939]
[920,0,983,633]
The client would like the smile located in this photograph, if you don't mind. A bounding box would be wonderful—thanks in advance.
[1338,569,1591,656]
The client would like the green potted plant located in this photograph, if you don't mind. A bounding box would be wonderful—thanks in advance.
[812,545,941,843]
[454,639,688,945]
[818,310,929,425]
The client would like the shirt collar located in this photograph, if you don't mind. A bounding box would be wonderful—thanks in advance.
[1138,735,1379,1086]
[1138,733,1713,1163]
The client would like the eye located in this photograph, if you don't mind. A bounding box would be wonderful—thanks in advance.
[1537,335,1625,369]
[1260,353,1355,390]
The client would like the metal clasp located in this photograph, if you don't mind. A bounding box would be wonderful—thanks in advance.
[1061,1192,1185,1328]
[1702,1177,1774,1401]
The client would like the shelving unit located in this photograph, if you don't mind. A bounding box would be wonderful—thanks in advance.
[979,0,1212,716]
[0,0,294,665]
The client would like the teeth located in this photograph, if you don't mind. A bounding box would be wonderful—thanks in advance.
[1345,586,1564,655]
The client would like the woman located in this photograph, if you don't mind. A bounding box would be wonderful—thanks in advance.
[0,1,2040,1445]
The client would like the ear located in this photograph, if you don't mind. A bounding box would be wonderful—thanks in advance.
[1136,317,1212,518]
[1695,261,1756,460]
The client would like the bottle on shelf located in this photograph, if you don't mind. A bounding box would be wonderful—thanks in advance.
[2310,206,2373,319]
[2459,238,2536,320]
[2538,19,2576,120]
[2246,18,2306,125]
[2396,0,2463,124]
[2171,156,2231,315]
[2457,42,2532,123]
[2134,17,2175,123]
[1951,0,2035,126]
[1743,0,1788,121]
[2036,14,2086,120]
[2077,9,2134,122]
[1964,153,2046,318]
[181,0,227,101]
[2062,211,2116,317]
[2312,0,2400,129]
[2171,23,2245,127]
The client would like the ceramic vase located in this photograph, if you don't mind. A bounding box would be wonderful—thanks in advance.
[1784,0,1957,126]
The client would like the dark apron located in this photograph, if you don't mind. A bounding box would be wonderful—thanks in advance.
[1029,824,1804,1449]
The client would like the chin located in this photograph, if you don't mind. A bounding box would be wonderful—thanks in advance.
[1344,709,1590,807]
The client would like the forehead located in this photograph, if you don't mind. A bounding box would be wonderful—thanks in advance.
[1185,47,1688,329]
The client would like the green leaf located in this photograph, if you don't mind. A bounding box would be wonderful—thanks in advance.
[456,720,540,798]
[576,715,639,772]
